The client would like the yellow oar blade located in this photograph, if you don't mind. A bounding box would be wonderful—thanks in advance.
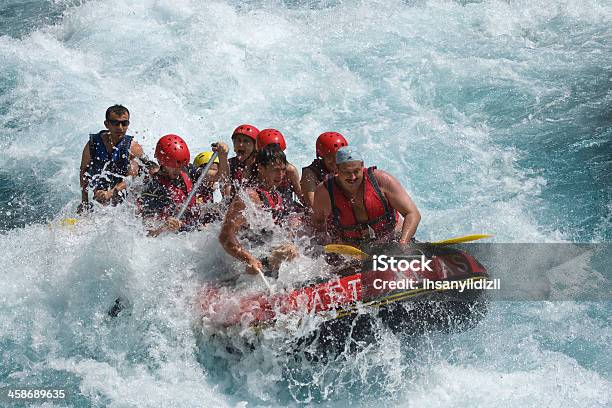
[48,217,79,230]
[433,234,493,245]
[324,244,369,260]
[60,218,78,227]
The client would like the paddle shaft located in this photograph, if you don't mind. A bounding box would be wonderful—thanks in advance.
[432,234,492,245]
[176,151,219,221]
[324,234,492,258]
[256,268,273,293]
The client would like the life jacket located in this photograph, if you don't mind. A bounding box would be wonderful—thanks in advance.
[326,166,398,242]
[151,171,197,221]
[255,185,286,223]
[87,131,133,190]
[229,156,248,183]
[196,185,214,205]
[276,165,305,212]
[186,163,215,205]
[302,158,329,184]
[277,178,296,207]
[241,160,302,212]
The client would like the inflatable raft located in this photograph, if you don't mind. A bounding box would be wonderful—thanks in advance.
[198,243,489,351]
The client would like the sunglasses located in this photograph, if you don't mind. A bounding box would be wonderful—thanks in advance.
[108,119,130,127]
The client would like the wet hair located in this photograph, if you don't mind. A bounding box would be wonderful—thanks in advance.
[255,143,288,167]
[105,104,130,120]
[245,144,287,185]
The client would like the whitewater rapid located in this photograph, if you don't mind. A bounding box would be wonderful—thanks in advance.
[0,0,610,406]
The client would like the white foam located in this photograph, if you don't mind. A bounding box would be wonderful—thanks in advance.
[1,0,610,405]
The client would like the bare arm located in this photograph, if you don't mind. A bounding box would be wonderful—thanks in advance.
[79,142,91,206]
[300,167,319,208]
[311,182,332,243]
[130,140,159,174]
[95,147,141,203]
[146,217,182,237]
[222,183,232,198]
[116,145,141,190]
[110,159,139,194]
[213,142,230,197]
[129,141,144,159]
[375,169,421,243]
[219,191,264,273]
[287,163,304,205]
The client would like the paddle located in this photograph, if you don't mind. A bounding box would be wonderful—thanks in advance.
[324,234,493,259]
[255,267,273,293]
[60,218,78,227]
[50,217,79,230]
[432,234,492,245]
[176,150,219,220]
[324,244,369,260]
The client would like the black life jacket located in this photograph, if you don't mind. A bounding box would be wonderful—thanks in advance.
[87,131,133,190]
[138,171,199,226]
[229,156,249,183]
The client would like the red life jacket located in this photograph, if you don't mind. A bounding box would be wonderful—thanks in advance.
[277,176,296,205]
[196,184,214,204]
[229,156,245,182]
[230,156,257,198]
[155,171,197,219]
[326,166,398,242]
[255,186,285,223]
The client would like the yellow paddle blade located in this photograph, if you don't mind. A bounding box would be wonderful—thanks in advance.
[324,244,369,260]
[60,218,78,227]
[433,234,493,245]
[48,218,79,231]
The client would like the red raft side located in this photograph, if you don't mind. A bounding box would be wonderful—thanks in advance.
[198,274,363,327]
[199,287,271,327]
[198,249,487,328]
[283,273,363,313]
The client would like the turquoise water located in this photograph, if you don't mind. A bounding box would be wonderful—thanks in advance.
[0,0,610,406]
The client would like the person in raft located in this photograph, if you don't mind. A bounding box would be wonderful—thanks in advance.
[253,128,304,209]
[78,104,150,212]
[188,139,230,202]
[138,134,200,237]
[226,124,259,195]
[311,146,421,246]
[190,151,220,203]
[300,131,349,208]
[187,144,230,224]
[219,144,299,276]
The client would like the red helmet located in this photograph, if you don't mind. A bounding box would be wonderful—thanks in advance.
[316,132,348,157]
[155,134,190,168]
[232,124,259,141]
[256,128,286,151]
